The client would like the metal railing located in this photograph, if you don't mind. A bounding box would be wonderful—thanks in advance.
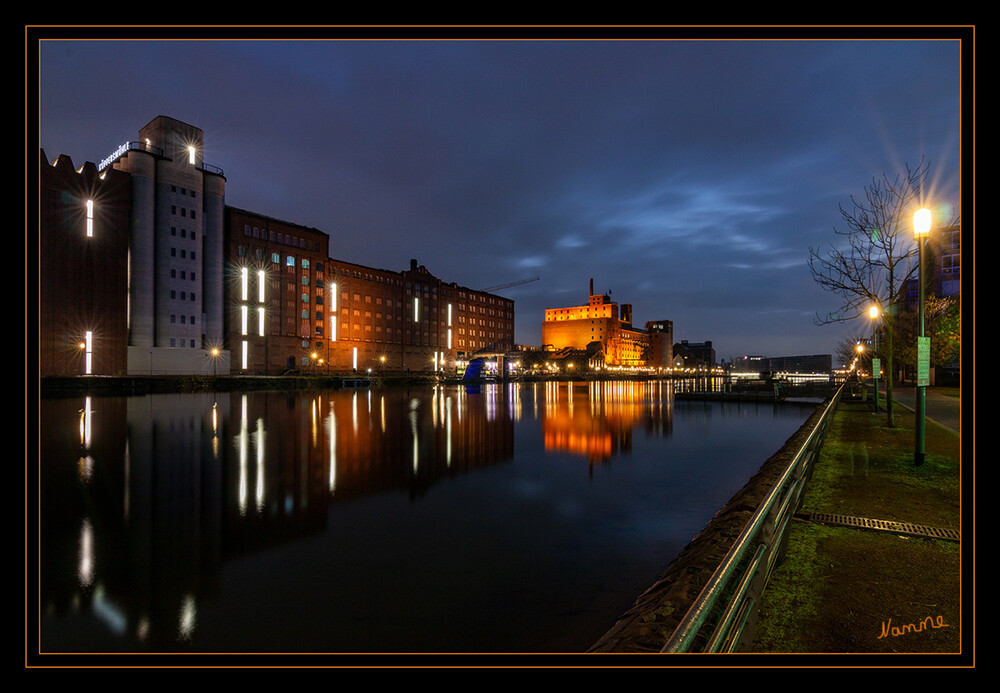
[97,140,224,176]
[661,381,845,653]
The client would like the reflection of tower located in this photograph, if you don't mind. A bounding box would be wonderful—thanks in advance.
[541,381,673,474]
[39,393,225,649]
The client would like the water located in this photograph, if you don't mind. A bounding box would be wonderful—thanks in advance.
[36,380,813,655]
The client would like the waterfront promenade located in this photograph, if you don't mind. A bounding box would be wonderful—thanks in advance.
[750,385,967,657]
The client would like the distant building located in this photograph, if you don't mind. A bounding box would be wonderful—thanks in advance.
[541,279,672,369]
[730,354,832,374]
[677,340,715,367]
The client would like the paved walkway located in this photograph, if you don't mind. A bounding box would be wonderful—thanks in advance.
[880,385,962,434]
[750,386,965,655]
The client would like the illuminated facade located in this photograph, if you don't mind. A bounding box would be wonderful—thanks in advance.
[40,115,515,377]
[226,207,516,375]
[104,116,227,375]
[225,208,332,374]
[39,150,132,376]
[542,279,672,369]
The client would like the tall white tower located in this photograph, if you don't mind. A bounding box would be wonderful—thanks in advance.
[106,116,226,374]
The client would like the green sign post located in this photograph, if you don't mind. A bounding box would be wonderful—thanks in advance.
[871,357,880,411]
[916,336,930,387]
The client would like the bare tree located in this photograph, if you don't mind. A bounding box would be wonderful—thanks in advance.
[808,160,929,427]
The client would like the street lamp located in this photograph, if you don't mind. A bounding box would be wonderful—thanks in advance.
[211,347,220,377]
[869,305,880,412]
[913,208,931,466]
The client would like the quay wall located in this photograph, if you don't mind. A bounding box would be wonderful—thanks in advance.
[588,401,828,653]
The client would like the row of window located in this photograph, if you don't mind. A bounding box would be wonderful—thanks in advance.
[170,226,197,240]
[242,224,321,253]
[170,204,196,219]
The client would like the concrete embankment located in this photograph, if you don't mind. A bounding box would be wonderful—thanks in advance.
[590,386,964,656]
[38,374,433,398]
[588,402,829,653]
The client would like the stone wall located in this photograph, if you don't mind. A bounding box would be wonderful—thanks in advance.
[588,403,827,653]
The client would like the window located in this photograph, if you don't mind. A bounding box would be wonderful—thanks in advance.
[85,200,94,237]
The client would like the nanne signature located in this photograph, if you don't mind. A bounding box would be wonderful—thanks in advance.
[878,615,949,639]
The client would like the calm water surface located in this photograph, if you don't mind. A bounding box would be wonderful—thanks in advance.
[38,380,813,654]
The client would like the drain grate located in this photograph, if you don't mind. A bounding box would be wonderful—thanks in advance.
[805,512,961,542]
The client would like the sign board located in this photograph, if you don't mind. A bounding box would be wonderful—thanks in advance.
[916,336,931,387]
[871,358,881,380]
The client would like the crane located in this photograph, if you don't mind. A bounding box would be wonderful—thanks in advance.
[480,276,540,292]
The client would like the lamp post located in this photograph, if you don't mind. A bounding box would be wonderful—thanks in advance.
[869,305,880,412]
[211,347,220,377]
[913,208,931,466]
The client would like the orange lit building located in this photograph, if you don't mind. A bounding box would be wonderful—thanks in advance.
[542,279,672,370]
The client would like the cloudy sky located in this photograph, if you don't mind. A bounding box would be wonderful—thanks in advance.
[35,28,966,363]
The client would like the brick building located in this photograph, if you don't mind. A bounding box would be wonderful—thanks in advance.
[39,116,515,377]
[39,150,131,376]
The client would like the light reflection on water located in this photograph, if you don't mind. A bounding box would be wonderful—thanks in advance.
[38,380,813,654]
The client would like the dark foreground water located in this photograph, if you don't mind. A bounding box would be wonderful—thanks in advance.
[37,380,813,655]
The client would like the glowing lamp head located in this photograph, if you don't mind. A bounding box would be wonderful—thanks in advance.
[914,208,931,238]
[869,306,879,320]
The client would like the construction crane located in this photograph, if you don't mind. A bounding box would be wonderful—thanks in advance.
[480,276,540,292]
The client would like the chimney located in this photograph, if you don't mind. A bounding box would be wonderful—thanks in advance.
[410,258,418,271]
[589,277,594,296]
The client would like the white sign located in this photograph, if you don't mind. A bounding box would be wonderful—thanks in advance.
[98,141,130,171]
[917,336,931,387]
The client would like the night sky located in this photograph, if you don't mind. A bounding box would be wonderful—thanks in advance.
[35,28,965,363]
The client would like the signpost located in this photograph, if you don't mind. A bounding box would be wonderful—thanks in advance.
[916,336,930,387]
